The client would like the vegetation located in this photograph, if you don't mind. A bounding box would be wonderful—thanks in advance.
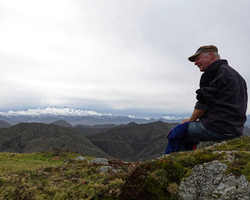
[0,136,250,200]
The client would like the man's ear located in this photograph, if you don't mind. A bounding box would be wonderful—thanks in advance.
[209,52,215,60]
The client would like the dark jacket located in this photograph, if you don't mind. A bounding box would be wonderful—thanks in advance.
[165,122,190,154]
[195,59,248,136]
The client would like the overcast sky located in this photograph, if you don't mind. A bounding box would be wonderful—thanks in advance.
[0,0,249,117]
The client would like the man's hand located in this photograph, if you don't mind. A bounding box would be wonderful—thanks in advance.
[181,109,207,124]
[181,118,190,124]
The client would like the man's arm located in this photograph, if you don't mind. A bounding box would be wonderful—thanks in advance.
[182,109,206,123]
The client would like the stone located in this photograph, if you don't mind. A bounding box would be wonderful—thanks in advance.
[178,161,250,200]
[235,175,250,200]
[74,156,87,161]
[98,166,118,174]
[88,158,109,165]
[178,161,227,199]
[220,186,236,199]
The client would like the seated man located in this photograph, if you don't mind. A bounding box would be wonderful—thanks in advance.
[178,45,248,151]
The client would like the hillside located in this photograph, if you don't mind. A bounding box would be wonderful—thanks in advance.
[0,121,177,162]
[0,136,249,199]
[75,123,117,135]
[0,122,110,158]
[51,120,74,127]
[0,120,12,129]
[86,121,177,161]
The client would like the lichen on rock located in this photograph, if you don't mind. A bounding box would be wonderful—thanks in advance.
[178,160,250,200]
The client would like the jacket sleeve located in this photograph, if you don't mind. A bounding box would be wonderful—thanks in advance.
[195,87,218,110]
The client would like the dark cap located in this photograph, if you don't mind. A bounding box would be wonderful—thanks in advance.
[188,45,218,62]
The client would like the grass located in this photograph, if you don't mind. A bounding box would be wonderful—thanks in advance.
[0,149,127,199]
[0,152,61,174]
[0,136,250,199]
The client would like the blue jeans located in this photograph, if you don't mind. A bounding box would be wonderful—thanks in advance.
[178,121,237,151]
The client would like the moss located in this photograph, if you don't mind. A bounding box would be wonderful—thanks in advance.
[213,136,250,151]
[192,151,221,164]
[225,151,250,180]
[119,158,190,200]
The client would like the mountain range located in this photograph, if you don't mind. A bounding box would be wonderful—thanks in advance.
[0,107,249,162]
[1,119,250,162]
[0,122,111,158]
[0,120,177,161]
[1,107,249,127]
[0,107,184,126]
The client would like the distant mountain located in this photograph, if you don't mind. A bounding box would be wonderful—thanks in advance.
[0,122,111,158]
[245,116,250,128]
[0,107,183,126]
[243,126,250,136]
[86,121,178,162]
[51,120,74,128]
[75,124,117,136]
[0,120,12,129]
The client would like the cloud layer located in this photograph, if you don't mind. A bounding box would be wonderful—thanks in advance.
[0,0,249,117]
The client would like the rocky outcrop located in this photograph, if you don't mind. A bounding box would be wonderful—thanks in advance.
[178,160,250,200]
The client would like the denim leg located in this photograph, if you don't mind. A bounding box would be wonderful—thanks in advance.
[178,121,235,151]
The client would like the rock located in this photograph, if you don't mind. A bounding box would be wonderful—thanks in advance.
[235,175,250,200]
[74,156,87,161]
[88,158,109,165]
[98,166,118,174]
[211,174,236,199]
[178,160,250,200]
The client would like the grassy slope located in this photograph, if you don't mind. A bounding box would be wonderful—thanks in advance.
[0,136,250,200]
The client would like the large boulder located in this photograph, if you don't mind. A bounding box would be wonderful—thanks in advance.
[178,160,250,200]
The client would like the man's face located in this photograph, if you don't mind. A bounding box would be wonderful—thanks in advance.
[194,53,212,72]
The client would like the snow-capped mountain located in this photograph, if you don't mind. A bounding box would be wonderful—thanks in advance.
[1,107,249,127]
[0,107,116,118]
[0,107,181,126]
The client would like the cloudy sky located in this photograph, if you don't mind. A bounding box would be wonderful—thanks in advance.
[0,0,249,117]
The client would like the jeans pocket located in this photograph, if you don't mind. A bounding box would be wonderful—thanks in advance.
[197,121,211,139]
[199,121,206,131]
[194,121,206,133]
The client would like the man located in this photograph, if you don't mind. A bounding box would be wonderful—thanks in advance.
[178,45,248,150]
